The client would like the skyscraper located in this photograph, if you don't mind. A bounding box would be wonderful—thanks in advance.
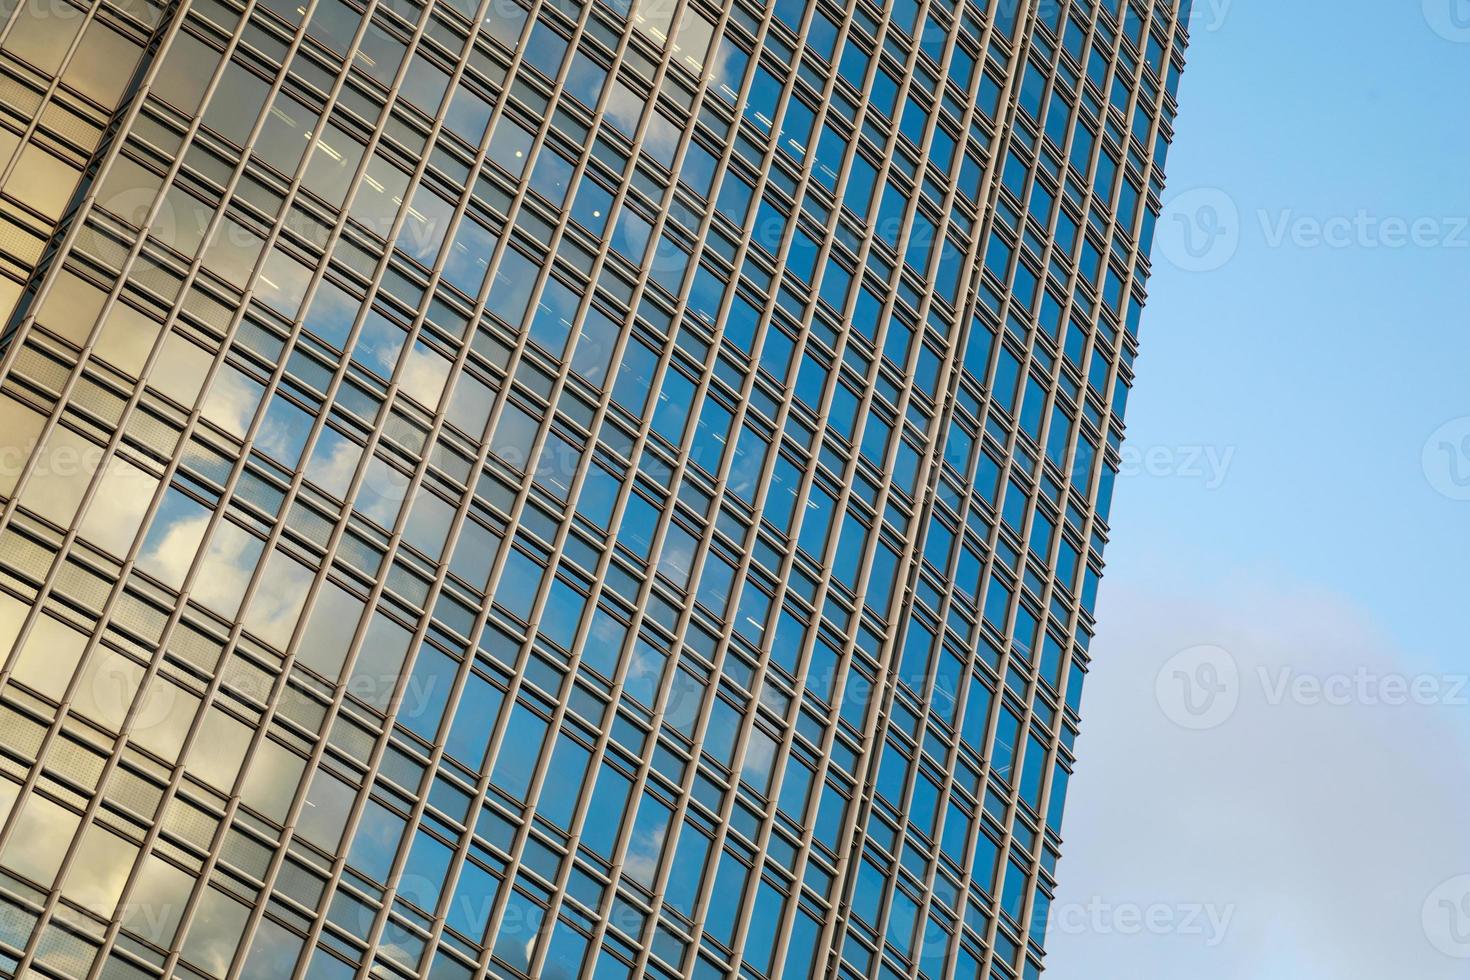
[0,0,1188,975]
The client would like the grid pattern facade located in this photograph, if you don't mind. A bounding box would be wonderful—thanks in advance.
[0,0,1188,976]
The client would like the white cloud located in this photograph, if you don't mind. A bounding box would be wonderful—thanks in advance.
[1046,577,1470,979]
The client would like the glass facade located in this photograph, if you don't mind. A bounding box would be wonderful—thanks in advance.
[0,0,1187,975]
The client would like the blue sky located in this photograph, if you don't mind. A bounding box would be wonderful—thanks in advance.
[1046,2,1470,976]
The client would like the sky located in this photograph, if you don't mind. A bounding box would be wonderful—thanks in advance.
[1045,2,1470,977]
